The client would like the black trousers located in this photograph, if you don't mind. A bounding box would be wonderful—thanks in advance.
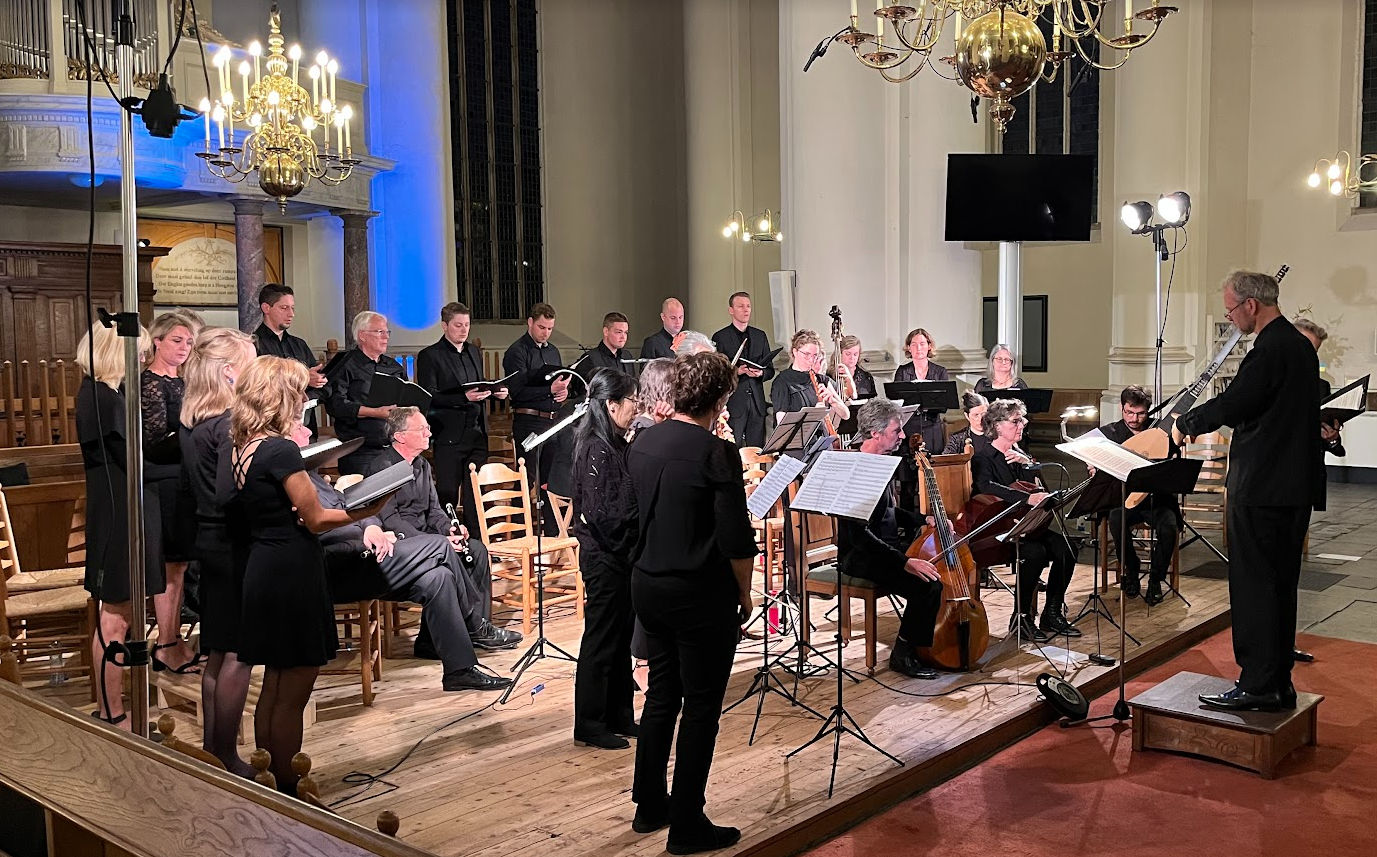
[631,570,739,828]
[1108,501,1178,582]
[840,559,944,646]
[416,537,493,652]
[1014,532,1076,616]
[574,559,636,737]
[512,414,571,535]
[1227,504,1310,695]
[433,440,488,536]
[727,406,765,449]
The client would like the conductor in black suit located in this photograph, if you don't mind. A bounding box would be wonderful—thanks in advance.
[416,301,507,535]
[640,298,684,360]
[711,291,775,447]
[1175,270,1325,712]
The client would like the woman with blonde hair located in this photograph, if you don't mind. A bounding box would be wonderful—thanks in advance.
[226,355,390,791]
[178,326,257,773]
[829,333,876,400]
[76,321,161,729]
[140,311,201,674]
[975,344,1027,394]
[770,329,850,426]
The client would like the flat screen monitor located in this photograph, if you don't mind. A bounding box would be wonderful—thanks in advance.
[945,154,1093,243]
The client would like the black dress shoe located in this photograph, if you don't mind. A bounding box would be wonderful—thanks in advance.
[473,620,523,650]
[1038,609,1083,638]
[1198,687,1286,712]
[442,666,514,692]
[608,720,640,739]
[1279,682,1298,710]
[412,639,439,660]
[1143,579,1165,606]
[632,805,670,834]
[574,730,630,750]
[889,650,939,680]
[667,819,741,855]
[1121,570,1141,599]
[1010,613,1052,643]
[1293,648,1315,663]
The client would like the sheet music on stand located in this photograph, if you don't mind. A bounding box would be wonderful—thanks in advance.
[790,451,901,521]
[1055,435,1155,481]
[747,455,806,520]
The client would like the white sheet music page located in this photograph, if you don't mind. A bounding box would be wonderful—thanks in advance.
[1055,436,1153,481]
[747,454,805,520]
[792,451,900,520]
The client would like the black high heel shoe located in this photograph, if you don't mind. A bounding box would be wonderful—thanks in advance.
[151,641,205,674]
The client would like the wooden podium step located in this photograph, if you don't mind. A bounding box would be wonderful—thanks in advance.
[1128,670,1322,778]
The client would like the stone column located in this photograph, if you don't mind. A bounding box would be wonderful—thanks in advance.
[230,196,267,332]
[334,209,378,346]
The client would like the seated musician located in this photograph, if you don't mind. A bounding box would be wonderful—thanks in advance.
[770,329,850,425]
[363,407,523,663]
[325,311,405,474]
[970,399,1080,642]
[1098,385,1180,606]
[974,344,1028,394]
[297,423,514,693]
[836,399,944,680]
[942,392,989,455]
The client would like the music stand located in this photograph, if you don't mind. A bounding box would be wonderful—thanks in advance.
[988,387,1054,415]
[1062,457,1201,727]
[1067,472,1141,645]
[883,380,959,412]
[997,494,1070,685]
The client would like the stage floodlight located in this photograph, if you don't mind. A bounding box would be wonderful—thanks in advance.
[1156,191,1191,226]
[1120,201,1153,234]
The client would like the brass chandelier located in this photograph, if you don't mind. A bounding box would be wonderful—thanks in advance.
[840,0,1176,133]
[723,209,783,243]
[196,5,358,212]
[1306,152,1377,198]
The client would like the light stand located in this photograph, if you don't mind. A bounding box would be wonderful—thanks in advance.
[1120,193,1190,408]
[498,402,583,704]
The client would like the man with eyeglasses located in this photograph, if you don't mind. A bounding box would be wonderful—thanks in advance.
[1096,385,1180,605]
[363,407,522,690]
[326,310,406,474]
[1172,270,1325,713]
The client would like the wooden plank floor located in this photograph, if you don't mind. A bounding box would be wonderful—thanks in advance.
[38,566,1230,857]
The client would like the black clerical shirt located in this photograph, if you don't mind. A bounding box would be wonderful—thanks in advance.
[641,328,675,360]
[415,337,487,446]
[711,323,775,415]
[503,333,564,414]
[324,349,406,449]
[576,341,627,383]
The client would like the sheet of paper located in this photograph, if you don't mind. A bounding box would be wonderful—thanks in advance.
[746,454,805,519]
[1055,436,1152,481]
[792,451,901,520]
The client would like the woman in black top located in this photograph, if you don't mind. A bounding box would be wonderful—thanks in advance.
[893,327,951,454]
[572,369,642,750]
[141,312,201,674]
[969,399,1079,642]
[942,391,989,455]
[76,322,163,729]
[769,329,850,427]
[627,352,756,855]
[974,344,1028,395]
[179,327,257,774]
[829,334,876,400]
[225,356,390,792]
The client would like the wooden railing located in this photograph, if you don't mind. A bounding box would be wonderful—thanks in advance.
[0,359,76,448]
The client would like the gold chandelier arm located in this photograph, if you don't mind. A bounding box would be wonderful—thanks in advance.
[1069,31,1133,71]
[886,4,950,54]
[852,42,919,71]
[880,56,934,84]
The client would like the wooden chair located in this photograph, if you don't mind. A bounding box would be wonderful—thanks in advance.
[1181,431,1229,549]
[801,564,882,674]
[0,487,84,592]
[2,480,86,573]
[739,447,786,593]
[1096,515,1181,594]
[469,459,582,635]
[321,600,384,706]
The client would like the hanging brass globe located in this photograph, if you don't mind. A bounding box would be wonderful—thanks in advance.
[258,152,307,209]
[954,7,1046,134]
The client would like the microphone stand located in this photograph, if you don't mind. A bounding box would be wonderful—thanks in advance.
[498,401,586,704]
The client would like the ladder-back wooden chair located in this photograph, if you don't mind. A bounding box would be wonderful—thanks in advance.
[1181,431,1229,550]
[739,447,786,593]
[470,459,581,635]
[320,599,384,706]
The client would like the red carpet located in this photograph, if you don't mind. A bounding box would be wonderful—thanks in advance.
[804,632,1377,857]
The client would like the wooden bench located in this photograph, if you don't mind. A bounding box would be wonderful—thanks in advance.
[1,480,85,572]
[0,442,85,484]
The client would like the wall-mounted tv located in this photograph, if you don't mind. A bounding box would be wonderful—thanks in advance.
[945,154,1093,243]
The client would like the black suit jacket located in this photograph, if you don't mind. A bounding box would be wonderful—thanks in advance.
[641,328,675,360]
[1176,317,1325,509]
[415,337,487,446]
[970,441,1036,505]
[711,324,775,416]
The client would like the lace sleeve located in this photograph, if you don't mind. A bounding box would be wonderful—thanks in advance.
[141,371,169,439]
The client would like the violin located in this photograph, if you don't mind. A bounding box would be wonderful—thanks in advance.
[907,443,989,671]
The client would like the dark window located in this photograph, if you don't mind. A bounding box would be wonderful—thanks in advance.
[999,25,1100,224]
[1361,0,1377,207]
[448,0,544,321]
[982,296,1049,373]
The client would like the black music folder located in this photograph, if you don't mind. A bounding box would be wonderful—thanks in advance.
[341,460,412,511]
[883,380,959,411]
[988,387,1054,414]
[1321,374,1369,426]
[321,349,350,378]
[737,346,784,371]
[300,436,364,471]
[442,370,519,396]
[364,372,433,410]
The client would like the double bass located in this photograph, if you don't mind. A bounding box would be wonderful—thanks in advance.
[907,444,989,671]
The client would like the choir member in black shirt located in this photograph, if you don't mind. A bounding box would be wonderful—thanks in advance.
[502,302,574,534]
[77,322,163,729]
[641,298,684,360]
[893,327,951,455]
[141,312,202,675]
[627,351,755,855]
[324,311,406,475]
[830,334,876,400]
[711,291,775,448]
[179,326,258,772]
[572,369,642,749]
[415,301,507,534]
[837,398,943,679]
[970,399,1080,642]
[1097,385,1180,605]
[974,344,1028,395]
[1175,271,1325,712]
[253,284,330,435]
[769,329,850,426]
[364,407,522,674]
[943,392,989,455]
[575,311,632,381]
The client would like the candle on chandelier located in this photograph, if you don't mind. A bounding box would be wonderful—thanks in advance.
[226,95,234,142]
[1124,0,1133,33]
[214,47,232,99]
[309,64,320,105]
[213,105,225,150]
[876,0,884,41]
[342,104,353,152]
[289,44,302,85]
[239,60,251,106]
[327,59,338,104]
[199,98,211,148]
[850,0,857,23]
[250,41,261,84]
[1053,19,1061,51]
[955,9,962,43]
